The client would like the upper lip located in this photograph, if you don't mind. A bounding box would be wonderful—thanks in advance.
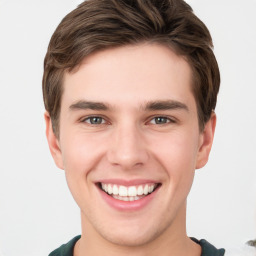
[96,179,161,186]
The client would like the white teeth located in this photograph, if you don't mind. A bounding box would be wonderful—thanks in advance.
[107,184,113,194]
[143,184,149,195]
[101,183,158,199]
[119,186,128,196]
[137,185,144,195]
[113,185,118,195]
[128,186,137,197]
[112,195,141,201]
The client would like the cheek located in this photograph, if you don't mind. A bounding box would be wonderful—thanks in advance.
[59,133,101,189]
[60,134,102,209]
[151,130,199,192]
[60,129,105,173]
[152,130,199,170]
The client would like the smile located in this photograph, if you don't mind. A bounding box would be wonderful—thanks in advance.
[100,183,159,202]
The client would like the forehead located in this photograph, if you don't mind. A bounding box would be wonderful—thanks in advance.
[62,43,194,110]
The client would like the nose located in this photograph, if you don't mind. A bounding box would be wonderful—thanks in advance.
[107,123,149,170]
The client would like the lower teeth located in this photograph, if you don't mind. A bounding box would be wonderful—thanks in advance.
[112,195,145,201]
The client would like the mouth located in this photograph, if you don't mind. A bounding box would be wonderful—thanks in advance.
[98,182,161,202]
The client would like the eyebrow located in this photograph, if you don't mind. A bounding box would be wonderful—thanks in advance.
[69,99,189,112]
[69,100,110,111]
[143,100,189,112]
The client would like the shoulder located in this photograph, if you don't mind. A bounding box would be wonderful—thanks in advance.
[191,238,225,256]
[49,235,81,256]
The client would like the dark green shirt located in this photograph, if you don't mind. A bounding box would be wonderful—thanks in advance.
[49,235,225,256]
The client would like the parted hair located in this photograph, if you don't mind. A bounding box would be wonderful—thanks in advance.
[43,0,220,136]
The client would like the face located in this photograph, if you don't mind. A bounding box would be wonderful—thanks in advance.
[45,43,215,247]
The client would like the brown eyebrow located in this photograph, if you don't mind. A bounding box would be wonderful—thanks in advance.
[69,99,189,112]
[69,100,110,111]
[143,100,189,112]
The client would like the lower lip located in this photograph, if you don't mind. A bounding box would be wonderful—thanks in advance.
[97,185,160,211]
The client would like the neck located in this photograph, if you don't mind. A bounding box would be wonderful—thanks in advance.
[75,203,201,256]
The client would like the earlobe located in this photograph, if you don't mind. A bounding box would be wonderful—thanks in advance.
[196,112,216,169]
[44,112,64,170]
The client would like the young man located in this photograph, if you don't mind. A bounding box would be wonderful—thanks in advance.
[43,0,224,255]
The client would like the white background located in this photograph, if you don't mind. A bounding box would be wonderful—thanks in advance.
[0,0,256,255]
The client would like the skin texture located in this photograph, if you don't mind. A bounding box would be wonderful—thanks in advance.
[45,43,216,256]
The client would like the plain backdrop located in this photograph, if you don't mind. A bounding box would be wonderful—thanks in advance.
[0,0,256,255]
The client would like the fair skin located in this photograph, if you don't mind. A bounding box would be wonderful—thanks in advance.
[45,43,216,256]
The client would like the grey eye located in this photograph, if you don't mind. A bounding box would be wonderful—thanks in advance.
[85,117,105,124]
[153,117,169,124]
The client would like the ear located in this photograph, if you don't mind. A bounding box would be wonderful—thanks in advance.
[196,112,216,169]
[44,112,64,170]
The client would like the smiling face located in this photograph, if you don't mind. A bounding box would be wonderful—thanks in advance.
[45,43,215,249]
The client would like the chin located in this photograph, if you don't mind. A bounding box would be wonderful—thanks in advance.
[101,230,158,247]
[96,220,166,248]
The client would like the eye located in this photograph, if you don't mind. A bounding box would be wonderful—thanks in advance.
[83,116,106,125]
[149,116,174,125]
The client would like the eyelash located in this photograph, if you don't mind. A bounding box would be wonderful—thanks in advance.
[81,116,107,125]
[148,116,176,125]
[81,115,176,125]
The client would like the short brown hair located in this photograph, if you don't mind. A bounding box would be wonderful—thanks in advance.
[43,0,220,136]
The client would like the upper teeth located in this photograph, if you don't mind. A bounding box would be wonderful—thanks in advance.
[101,183,156,197]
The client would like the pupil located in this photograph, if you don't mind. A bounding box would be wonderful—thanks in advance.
[91,117,102,124]
[156,117,166,124]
